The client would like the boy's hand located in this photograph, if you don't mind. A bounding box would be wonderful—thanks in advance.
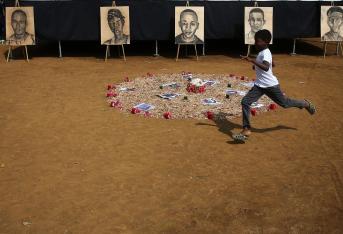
[240,55,253,63]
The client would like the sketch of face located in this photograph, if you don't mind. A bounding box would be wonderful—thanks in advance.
[179,11,199,40]
[108,11,124,37]
[249,12,265,33]
[11,11,27,38]
[327,11,343,33]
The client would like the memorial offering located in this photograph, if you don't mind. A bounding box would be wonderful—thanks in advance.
[106,72,274,119]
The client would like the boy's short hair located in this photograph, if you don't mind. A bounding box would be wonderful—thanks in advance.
[254,29,272,43]
[249,8,265,20]
[327,6,343,16]
[108,9,125,24]
[180,9,198,22]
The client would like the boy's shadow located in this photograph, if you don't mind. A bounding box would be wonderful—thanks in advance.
[196,112,297,144]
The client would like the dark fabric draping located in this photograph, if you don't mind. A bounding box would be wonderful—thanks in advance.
[3,0,336,41]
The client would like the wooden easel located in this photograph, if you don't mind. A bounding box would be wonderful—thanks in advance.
[6,0,29,62]
[290,38,297,56]
[246,1,259,56]
[175,0,199,61]
[0,0,5,44]
[105,0,126,62]
[323,41,343,58]
[323,1,343,58]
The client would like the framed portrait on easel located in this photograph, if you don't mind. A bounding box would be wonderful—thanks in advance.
[100,6,130,45]
[321,6,343,41]
[175,6,204,45]
[244,7,273,45]
[6,7,35,46]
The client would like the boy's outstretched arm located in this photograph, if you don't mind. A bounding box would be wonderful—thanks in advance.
[240,55,270,72]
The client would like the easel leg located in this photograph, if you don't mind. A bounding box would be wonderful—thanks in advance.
[121,44,126,61]
[246,45,251,57]
[154,40,159,57]
[194,44,198,61]
[176,44,180,61]
[340,42,343,56]
[105,45,109,62]
[202,43,205,56]
[290,38,297,56]
[336,42,339,56]
[323,42,327,59]
[6,46,11,62]
[58,41,63,58]
[25,46,29,62]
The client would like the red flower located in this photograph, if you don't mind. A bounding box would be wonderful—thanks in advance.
[110,101,116,107]
[241,76,245,80]
[268,103,277,111]
[110,101,121,108]
[124,77,130,82]
[205,111,214,120]
[131,108,140,114]
[163,112,172,119]
[251,108,257,116]
[112,93,118,97]
[107,84,112,90]
[106,92,113,97]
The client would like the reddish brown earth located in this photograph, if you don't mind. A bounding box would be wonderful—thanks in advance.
[0,40,342,233]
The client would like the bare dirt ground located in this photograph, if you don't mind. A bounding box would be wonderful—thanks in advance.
[0,40,342,234]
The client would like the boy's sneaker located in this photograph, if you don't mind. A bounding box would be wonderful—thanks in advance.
[305,99,316,115]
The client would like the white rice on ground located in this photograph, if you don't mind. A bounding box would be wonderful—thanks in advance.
[106,73,274,120]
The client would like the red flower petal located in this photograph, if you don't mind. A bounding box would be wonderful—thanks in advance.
[205,111,214,120]
[268,103,277,110]
[163,112,172,119]
[131,108,140,114]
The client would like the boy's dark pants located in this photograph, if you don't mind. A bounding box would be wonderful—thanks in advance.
[241,85,305,129]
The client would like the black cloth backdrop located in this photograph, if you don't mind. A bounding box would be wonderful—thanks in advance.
[2,0,338,41]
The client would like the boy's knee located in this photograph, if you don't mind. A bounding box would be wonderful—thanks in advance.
[279,99,292,108]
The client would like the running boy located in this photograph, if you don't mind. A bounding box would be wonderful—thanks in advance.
[234,29,316,142]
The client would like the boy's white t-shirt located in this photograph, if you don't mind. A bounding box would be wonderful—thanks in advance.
[254,48,279,88]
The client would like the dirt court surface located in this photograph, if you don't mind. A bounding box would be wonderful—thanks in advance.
[0,41,343,234]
